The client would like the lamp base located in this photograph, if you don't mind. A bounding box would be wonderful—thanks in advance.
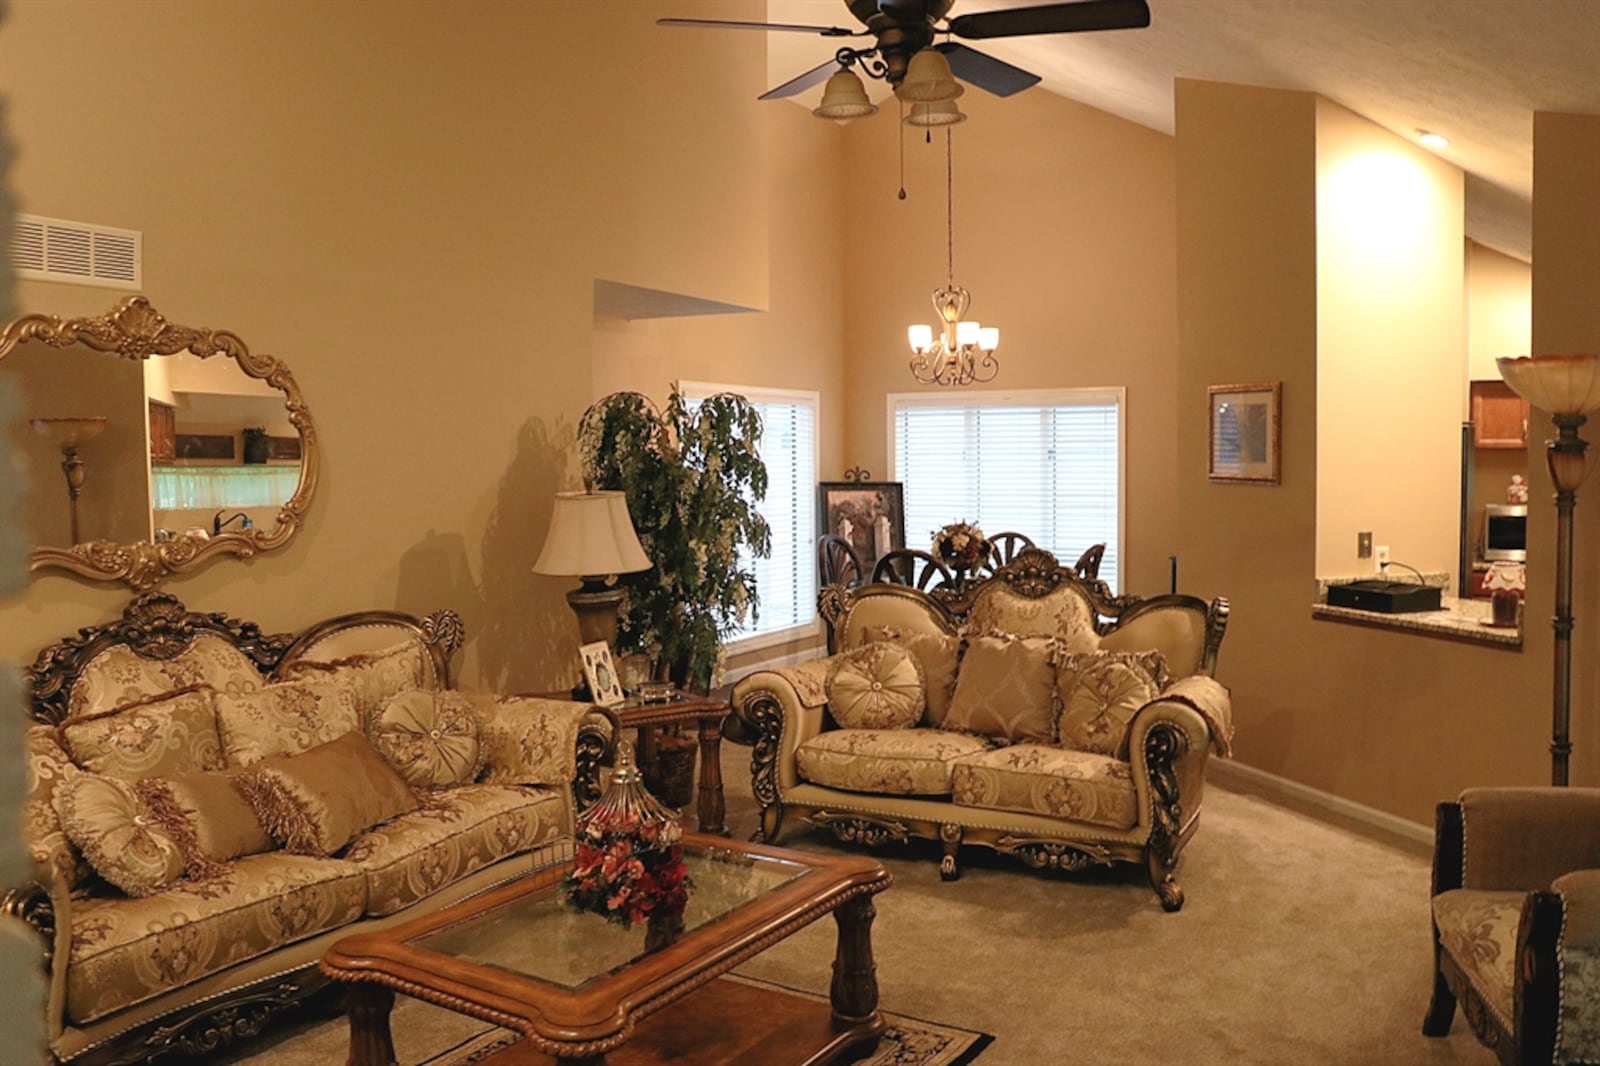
[566,578,625,649]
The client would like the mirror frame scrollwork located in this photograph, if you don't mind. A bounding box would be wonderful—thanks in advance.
[0,295,318,590]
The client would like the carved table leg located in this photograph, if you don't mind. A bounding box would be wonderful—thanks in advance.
[344,983,398,1066]
[697,713,728,836]
[830,894,881,1028]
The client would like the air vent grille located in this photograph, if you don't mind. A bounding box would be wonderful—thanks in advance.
[12,214,142,289]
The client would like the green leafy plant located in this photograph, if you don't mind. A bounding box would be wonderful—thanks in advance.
[577,387,769,691]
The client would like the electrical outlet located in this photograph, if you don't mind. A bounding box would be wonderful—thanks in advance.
[1375,545,1390,572]
[1357,531,1372,559]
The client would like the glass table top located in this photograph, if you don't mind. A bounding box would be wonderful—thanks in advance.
[412,843,812,990]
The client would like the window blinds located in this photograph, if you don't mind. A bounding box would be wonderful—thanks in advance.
[892,391,1122,591]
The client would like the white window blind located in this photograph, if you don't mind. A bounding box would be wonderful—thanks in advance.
[891,388,1124,591]
[681,383,818,642]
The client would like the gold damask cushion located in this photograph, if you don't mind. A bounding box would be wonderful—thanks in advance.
[213,680,363,767]
[279,640,430,721]
[369,689,485,789]
[60,686,225,781]
[54,773,187,897]
[1055,650,1168,757]
[826,642,925,730]
[477,695,584,787]
[66,633,268,720]
[1432,888,1524,1030]
[64,852,368,1025]
[25,725,88,889]
[965,582,1101,652]
[136,769,275,871]
[944,634,1057,743]
[237,732,418,856]
[344,784,568,915]
[861,625,961,726]
[795,728,995,795]
[951,744,1139,829]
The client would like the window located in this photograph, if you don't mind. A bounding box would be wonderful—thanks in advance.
[681,382,819,645]
[890,388,1124,591]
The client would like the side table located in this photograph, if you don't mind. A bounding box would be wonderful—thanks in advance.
[531,690,730,836]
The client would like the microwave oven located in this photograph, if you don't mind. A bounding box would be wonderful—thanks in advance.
[1483,503,1527,563]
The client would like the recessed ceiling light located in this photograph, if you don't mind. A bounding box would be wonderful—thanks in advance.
[1418,130,1449,149]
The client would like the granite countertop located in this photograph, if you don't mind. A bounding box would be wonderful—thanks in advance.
[1311,573,1522,648]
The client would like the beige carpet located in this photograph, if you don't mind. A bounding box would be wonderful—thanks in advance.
[212,762,1490,1066]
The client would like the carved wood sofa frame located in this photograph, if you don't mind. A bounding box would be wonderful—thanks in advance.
[745,548,1230,911]
[5,591,613,1066]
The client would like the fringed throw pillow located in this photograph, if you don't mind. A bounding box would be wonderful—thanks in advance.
[237,731,417,856]
[53,773,187,897]
[368,689,485,789]
[1055,649,1168,757]
[826,641,926,730]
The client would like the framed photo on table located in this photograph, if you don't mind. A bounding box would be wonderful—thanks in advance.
[578,642,626,708]
[818,481,905,578]
[1208,382,1282,484]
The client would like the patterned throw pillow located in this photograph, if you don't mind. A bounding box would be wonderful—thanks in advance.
[1055,649,1168,757]
[236,731,418,856]
[826,642,926,730]
[966,584,1100,654]
[136,769,275,874]
[278,641,430,721]
[476,695,584,787]
[53,772,187,897]
[60,686,225,781]
[860,625,961,727]
[944,634,1058,743]
[368,689,485,789]
[24,726,89,889]
[66,634,267,719]
[213,680,364,767]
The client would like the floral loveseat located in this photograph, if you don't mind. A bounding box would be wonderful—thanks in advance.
[8,591,613,1066]
[733,548,1231,911]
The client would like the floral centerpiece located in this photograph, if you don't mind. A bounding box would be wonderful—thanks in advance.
[562,741,691,930]
[932,521,990,571]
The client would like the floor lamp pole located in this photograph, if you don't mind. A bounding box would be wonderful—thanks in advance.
[1547,413,1588,786]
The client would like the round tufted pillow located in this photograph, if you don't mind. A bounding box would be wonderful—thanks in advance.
[368,689,485,789]
[826,641,926,730]
[54,772,187,897]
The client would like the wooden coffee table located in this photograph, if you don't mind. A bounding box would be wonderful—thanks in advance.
[321,834,892,1065]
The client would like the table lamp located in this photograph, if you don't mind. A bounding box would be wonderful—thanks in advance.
[533,488,652,652]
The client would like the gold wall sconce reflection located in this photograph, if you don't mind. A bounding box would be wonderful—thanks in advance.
[29,415,108,544]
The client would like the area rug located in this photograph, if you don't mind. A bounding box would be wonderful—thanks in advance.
[422,973,993,1066]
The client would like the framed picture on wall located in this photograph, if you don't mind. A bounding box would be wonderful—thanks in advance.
[578,641,625,708]
[1208,382,1282,484]
[818,481,905,578]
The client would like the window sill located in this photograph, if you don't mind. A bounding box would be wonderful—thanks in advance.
[722,619,823,658]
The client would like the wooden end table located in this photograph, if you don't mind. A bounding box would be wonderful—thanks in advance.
[532,690,730,836]
[321,833,892,1065]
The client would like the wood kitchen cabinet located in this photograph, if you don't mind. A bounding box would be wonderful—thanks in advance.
[1471,380,1529,449]
[148,399,175,461]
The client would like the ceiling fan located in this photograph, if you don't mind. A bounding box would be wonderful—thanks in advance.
[659,0,1151,102]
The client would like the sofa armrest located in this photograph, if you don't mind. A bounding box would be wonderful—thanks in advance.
[575,707,618,809]
[1553,870,1600,950]
[6,862,72,1042]
[477,695,613,808]
[1458,787,1600,892]
[1125,698,1212,833]
[733,666,835,800]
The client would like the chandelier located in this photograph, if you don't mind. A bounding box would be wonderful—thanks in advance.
[908,125,998,386]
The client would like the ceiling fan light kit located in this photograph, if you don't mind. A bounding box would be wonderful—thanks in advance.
[814,67,879,121]
[895,48,964,103]
[905,99,967,127]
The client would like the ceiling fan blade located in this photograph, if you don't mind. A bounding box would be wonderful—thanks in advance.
[657,17,858,37]
[948,0,1151,40]
[935,42,1041,97]
[759,59,844,100]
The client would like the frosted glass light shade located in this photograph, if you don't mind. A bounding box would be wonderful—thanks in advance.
[904,100,966,127]
[814,69,877,121]
[896,49,963,103]
[978,326,1000,351]
[30,416,107,450]
[1496,354,1600,415]
[956,320,980,347]
[533,490,651,577]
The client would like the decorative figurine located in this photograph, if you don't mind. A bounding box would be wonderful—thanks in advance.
[1507,475,1528,504]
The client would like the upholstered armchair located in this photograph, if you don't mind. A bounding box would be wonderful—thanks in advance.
[1424,787,1600,1065]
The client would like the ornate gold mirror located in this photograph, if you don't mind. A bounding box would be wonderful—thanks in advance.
[0,296,317,589]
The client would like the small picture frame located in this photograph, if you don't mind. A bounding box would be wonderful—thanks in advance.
[818,480,906,578]
[578,641,625,708]
[1208,382,1282,484]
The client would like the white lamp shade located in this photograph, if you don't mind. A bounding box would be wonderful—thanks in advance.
[978,326,1000,351]
[533,490,651,577]
[1497,354,1600,416]
[956,320,980,347]
[908,323,934,353]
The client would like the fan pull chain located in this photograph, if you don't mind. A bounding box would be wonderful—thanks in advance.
[897,99,907,200]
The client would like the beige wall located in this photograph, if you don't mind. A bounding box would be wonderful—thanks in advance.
[1315,100,1465,582]
[1175,80,1548,823]
[836,86,1181,596]
[0,1,835,700]
[1467,241,1533,381]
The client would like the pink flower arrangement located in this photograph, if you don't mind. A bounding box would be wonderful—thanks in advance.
[932,521,990,570]
[562,805,691,928]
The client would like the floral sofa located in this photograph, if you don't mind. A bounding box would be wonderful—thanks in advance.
[8,591,614,1066]
[733,547,1231,911]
